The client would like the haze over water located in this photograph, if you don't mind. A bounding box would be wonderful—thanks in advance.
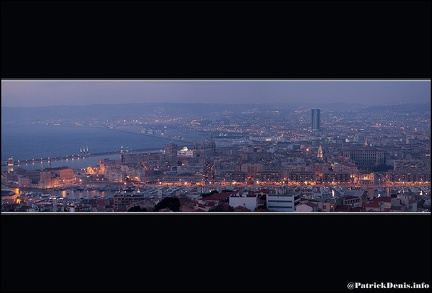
[1,123,203,169]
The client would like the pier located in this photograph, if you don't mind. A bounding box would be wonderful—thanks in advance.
[2,128,196,167]
[106,127,196,144]
[2,147,175,167]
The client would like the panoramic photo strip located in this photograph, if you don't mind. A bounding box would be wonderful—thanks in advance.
[1,80,430,213]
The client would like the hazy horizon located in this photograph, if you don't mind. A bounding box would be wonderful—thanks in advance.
[2,101,431,109]
[1,80,430,108]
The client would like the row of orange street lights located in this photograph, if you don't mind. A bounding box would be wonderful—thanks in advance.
[180,180,427,189]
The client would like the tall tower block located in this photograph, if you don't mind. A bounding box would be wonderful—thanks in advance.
[164,143,178,166]
[311,109,321,132]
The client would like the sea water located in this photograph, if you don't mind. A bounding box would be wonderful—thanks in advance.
[1,123,205,170]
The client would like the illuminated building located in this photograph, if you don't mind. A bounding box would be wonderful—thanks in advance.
[287,171,316,182]
[39,170,60,189]
[177,146,194,158]
[317,145,323,159]
[255,171,282,182]
[7,157,14,173]
[98,159,106,174]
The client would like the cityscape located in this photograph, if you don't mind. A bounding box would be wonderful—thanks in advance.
[2,3,430,292]
[1,81,431,213]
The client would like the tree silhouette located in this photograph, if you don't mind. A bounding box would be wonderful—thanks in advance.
[154,197,180,212]
[209,204,234,212]
[371,164,393,172]
[127,206,147,212]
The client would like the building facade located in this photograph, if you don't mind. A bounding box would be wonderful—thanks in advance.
[229,192,258,211]
[311,108,320,132]
[342,148,385,169]
[266,187,301,212]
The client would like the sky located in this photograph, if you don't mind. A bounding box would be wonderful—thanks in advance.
[1,80,430,107]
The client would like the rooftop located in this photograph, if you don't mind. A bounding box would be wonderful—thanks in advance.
[201,192,233,201]
[233,206,251,212]
[370,197,393,203]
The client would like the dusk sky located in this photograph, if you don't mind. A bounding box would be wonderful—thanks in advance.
[1,80,430,107]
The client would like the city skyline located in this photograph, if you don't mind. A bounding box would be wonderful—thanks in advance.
[2,91,430,213]
[1,80,430,107]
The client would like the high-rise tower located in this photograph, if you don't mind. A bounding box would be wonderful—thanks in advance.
[311,109,321,132]
[164,143,178,165]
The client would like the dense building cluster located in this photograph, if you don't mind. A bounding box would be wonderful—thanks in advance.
[2,103,430,212]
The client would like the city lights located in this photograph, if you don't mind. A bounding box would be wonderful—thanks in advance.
[1,90,430,213]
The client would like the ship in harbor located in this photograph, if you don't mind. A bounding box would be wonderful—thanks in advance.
[79,146,90,157]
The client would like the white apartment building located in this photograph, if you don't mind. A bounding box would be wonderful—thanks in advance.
[229,191,258,211]
[266,187,301,212]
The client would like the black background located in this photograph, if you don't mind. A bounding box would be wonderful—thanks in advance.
[1,1,431,292]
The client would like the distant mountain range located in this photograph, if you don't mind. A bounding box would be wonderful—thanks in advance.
[1,102,430,123]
